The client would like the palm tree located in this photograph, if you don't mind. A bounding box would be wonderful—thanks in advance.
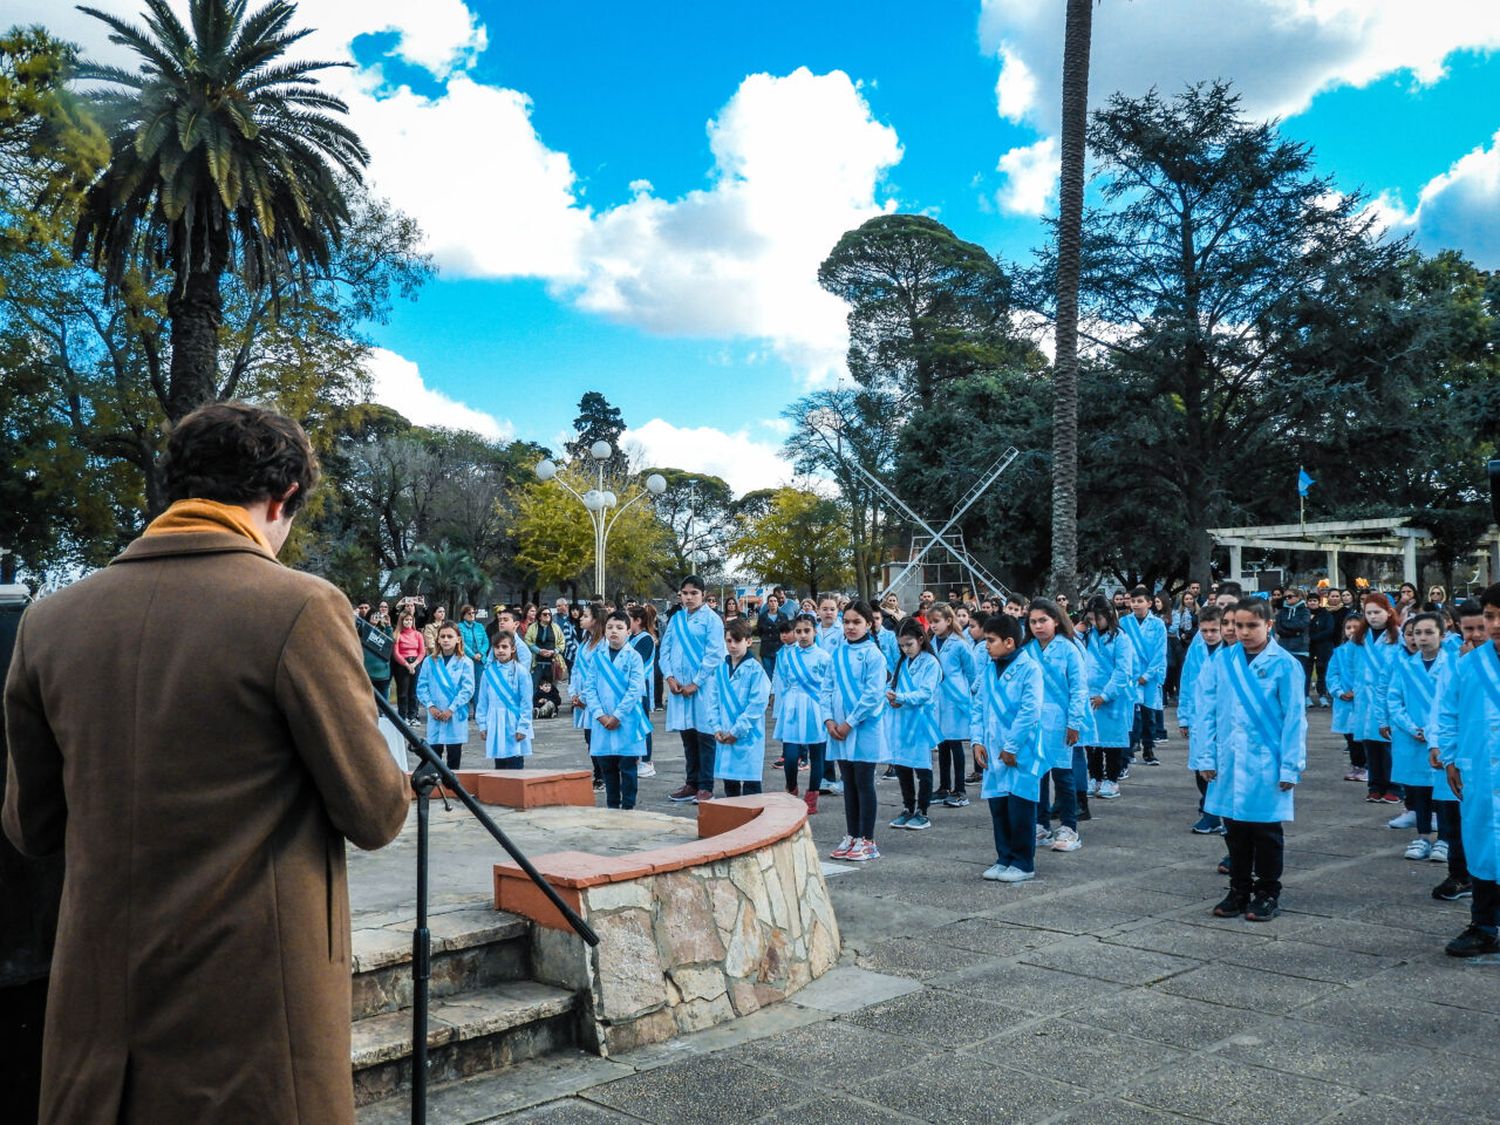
[392,544,486,615]
[1050,0,1094,601]
[72,0,367,421]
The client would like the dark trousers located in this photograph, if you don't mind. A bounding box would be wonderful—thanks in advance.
[1347,735,1364,767]
[936,740,967,793]
[1131,705,1156,759]
[1038,767,1078,830]
[1407,785,1434,834]
[1087,746,1122,781]
[490,756,525,770]
[1311,647,1332,697]
[598,755,639,809]
[723,779,762,797]
[437,743,462,770]
[1152,707,1166,742]
[989,794,1038,873]
[1436,801,1468,881]
[681,728,715,792]
[370,676,391,705]
[783,742,826,792]
[895,766,933,814]
[1363,740,1397,797]
[1292,653,1312,698]
[1224,818,1284,899]
[394,664,418,719]
[1194,771,1222,826]
[838,760,878,839]
[1473,878,1499,931]
[641,695,653,761]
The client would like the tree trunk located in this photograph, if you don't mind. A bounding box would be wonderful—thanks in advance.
[164,238,227,423]
[1048,0,1093,602]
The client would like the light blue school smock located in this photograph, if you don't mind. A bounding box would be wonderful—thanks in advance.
[1325,642,1356,735]
[875,627,900,675]
[1433,643,1500,881]
[823,636,887,763]
[933,633,976,742]
[659,607,726,733]
[417,653,475,745]
[1119,612,1168,709]
[570,638,602,731]
[1200,641,1307,823]
[815,623,843,654]
[1349,634,1398,742]
[585,644,650,756]
[630,630,657,709]
[1026,636,1091,770]
[475,658,533,760]
[1387,648,1447,786]
[1083,630,1135,749]
[709,655,771,782]
[772,643,832,746]
[970,652,1044,801]
[884,651,942,769]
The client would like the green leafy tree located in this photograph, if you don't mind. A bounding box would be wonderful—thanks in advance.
[390,543,485,613]
[732,488,853,598]
[71,0,368,421]
[650,468,736,581]
[565,390,628,477]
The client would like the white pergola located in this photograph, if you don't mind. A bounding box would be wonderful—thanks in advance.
[1207,517,1500,587]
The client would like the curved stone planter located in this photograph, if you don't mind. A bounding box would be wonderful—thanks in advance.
[494,794,841,1055]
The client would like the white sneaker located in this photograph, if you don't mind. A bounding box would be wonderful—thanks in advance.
[1430,839,1450,863]
[1050,826,1082,852]
[1097,781,1121,799]
[1387,810,1417,830]
[997,866,1036,883]
[825,779,844,794]
[1035,824,1054,843]
[1404,837,1433,861]
[983,863,1012,881]
[637,762,657,778]
[1086,778,1100,796]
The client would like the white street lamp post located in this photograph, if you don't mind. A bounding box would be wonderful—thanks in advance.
[536,443,666,598]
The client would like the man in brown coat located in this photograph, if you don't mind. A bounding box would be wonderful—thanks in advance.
[3,403,411,1123]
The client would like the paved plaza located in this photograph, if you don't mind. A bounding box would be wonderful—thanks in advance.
[370,704,1500,1124]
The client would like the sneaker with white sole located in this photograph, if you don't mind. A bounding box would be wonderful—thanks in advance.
[1387,810,1418,830]
[997,866,1036,883]
[943,794,970,808]
[1035,824,1054,844]
[1050,826,1082,852]
[907,813,932,830]
[1119,766,1132,781]
[845,839,873,862]
[1086,778,1100,797]
[830,835,855,859]
[983,863,1012,881]
[825,780,844,795]
[1404,837,1434,861]
[637,762,657,778]
[1097,780,1121,799]
[889,811,914,829]
[1430,839,1450,863]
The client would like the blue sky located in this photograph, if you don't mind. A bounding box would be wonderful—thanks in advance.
[26,0,1500,492]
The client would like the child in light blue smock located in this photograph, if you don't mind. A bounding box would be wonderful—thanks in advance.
[710,618,772,797]
[416,623,476,770]
[585,611,650,810]
[824,602,888,864]
[659,578,727,800]
[1199,600,1306,922]
[475,633,532,768]
[1325,615,1361,779]
[929,603,976,808]
[1025,599,1091,853]
[773,614,833,812]
[1179,605,1227,833]
[1387,613,1449,860]
[885,619,941,831]
[1082,600,1136,800]
[1120,587,1168,764]
[1430,584,1500,958]
[970,613,1044,884]
[1350,594,1402,803]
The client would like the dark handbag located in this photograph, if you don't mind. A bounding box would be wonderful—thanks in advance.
[356,617,395,662]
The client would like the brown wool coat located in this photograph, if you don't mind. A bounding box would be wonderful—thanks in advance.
[3,531,411,1124]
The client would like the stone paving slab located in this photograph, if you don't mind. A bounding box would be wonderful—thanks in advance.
[362,706,1500,1123]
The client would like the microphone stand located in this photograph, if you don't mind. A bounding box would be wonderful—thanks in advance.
[372,687,599,1125]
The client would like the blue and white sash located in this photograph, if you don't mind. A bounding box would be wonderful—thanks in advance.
[897,657,942,746]
[937,638,969,705]
[1120,615,1149,666]
[430,656,463,712]
[594,649,649,741]
[715,661,753,731]
[485,660,523,717]
[1028,641,1070,703]
[1089,633,1118,679]
[833,643,860,716]
[667,609,706,671]
[781,645,818,696]
[1401,654,1438,713]
[1223,648,1281,750]
[1475,645,1500,715]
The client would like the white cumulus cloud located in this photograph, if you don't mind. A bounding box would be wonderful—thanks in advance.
[621,420,792,497]
[1406,128,1500,268]
[995,136,1058,216]
[364,347,512,441]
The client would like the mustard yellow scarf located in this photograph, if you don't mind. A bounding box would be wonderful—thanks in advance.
[142,498,272,552]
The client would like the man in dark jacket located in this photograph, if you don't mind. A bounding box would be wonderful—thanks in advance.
[1274,586,1313,701]
[1308,592,1337,707]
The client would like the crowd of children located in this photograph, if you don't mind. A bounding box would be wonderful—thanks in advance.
[434,573,1500,961]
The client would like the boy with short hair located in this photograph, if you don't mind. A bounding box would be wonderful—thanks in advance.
[710,618,772,797]
[1179,604,1225,834]
[586,611,650,809]
[971,615,1044,883]
[1431,585,1500,956]
[1200,599,1306,921]
[1122,585,1168,766]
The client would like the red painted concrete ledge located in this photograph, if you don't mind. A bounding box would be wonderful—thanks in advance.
[404,768,594,808]
[493,794,809,931]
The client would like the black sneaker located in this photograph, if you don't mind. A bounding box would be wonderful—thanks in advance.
[1143,752,1160,766]
[965,770,983,783]
[1432,877,1474,901]
[1213,893,1249,918]
[932,787,952,802]
[1245,895,1280,922]
[1077,802,1093,822]
[1445,925,1500,958]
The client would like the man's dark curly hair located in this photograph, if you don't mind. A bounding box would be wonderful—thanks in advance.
[161,402,319,515]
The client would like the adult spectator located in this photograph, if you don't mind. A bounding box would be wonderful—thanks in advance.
[1308,591,1336,707]
[706,592,721,614]
[457,604,490,688]
[880,593,903,622]
[723,594,744,622]
[527,606,563,690]
[393,610,426,723]
[422,604,448,654]
[363,608,393,703]
[1394,582,1420,619]
[756,594,785,677]
[1274,585,1312,697]
[1427,584,1447,610]
[355,600,370,619]
[3,401,408,1123]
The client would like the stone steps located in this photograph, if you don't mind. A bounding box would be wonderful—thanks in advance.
[350,905,582,1109]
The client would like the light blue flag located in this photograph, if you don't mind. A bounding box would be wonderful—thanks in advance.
[1297,468,1315,497]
